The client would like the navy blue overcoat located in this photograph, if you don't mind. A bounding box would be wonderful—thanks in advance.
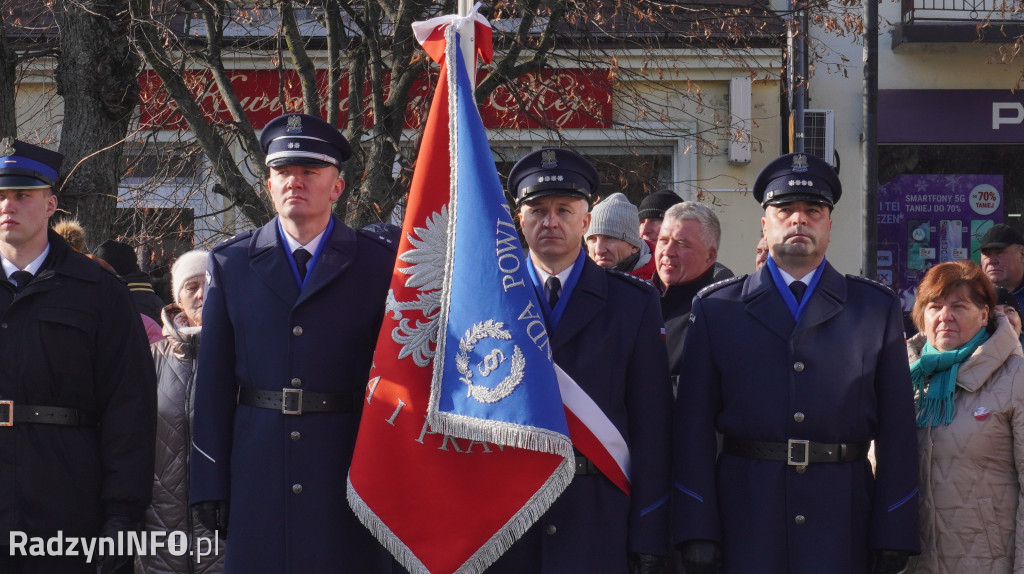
[487,256,673,573]
[672,262,920,574]
[190,216,395,573]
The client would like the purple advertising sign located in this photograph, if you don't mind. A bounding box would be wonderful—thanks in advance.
[877,174,1003,312]
[879,89,1024,143]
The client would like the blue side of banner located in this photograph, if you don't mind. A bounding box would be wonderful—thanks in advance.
[436,40,568,435]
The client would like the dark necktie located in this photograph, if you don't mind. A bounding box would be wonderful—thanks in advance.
[293,248,312,281]
[789,280,807,304]
[10,270,33,291]
[545,276,561,308]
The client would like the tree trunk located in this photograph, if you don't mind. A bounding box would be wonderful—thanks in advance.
[54,0,140,249]
[0,4,19,139]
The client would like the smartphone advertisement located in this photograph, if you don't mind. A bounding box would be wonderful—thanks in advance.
[876,174,1003,313]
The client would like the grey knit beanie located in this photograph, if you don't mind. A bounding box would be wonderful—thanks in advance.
[585,193,642,248]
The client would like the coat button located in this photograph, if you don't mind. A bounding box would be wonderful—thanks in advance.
[291,378,302,388]
[545,525,556,535]
[793,362,805,372]
[795,515,806,525]
[292,484,303,494]
[793,412,805,423]
[795,465,806,474]
[291,431,301,441]
[0,323,6,329]
[292,326,303,336]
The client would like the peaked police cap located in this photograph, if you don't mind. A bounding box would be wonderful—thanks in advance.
[260,113,352,169]
[752,153,842,208]
[509,148,599,207]
[0,138,64,190]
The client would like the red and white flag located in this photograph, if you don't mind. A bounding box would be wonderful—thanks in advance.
[347,9,574,574]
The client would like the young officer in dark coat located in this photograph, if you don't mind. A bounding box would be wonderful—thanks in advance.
[672,153,920,574]
[485,148,673,574]
[189,114,395,573]
[0,139,157,574]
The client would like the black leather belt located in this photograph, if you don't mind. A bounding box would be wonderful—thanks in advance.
[0,401,92,427]
[723,437,869,466]
[237,387,362,415]
[577,452,598,474]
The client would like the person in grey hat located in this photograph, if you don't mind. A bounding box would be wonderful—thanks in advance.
[672,152,919,574]
[980,223,1024,310]
[487,148,672,574]
[189,113,395,573]
[585,192,656,280]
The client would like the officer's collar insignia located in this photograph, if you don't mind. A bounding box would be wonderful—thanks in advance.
[792,154,809,173]
[541,149,558,169]
[286,115,303,134]
[0,137,15,158]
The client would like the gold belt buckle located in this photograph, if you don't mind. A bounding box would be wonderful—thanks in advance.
[0,400,13,427]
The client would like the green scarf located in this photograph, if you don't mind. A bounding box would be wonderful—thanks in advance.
[910,328,989,428]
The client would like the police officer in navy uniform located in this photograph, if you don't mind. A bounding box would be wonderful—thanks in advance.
[190,114,395,573]
[485,149,673,574]
[672,153,920,574]
[0,140,157,574]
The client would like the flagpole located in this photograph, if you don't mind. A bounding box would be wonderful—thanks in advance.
[457,0,478,88]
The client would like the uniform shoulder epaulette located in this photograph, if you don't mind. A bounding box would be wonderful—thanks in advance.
[697,274,746,298]
[210,229,255,253]
[605,268,657,292]
[358,227,400,253]
[846,274,896,296]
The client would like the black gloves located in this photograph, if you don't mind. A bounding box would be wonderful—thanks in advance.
[193,499,230,537]
[628,552,669,574]
[95,516,137,574]
[870,549,910,574]
[678,539,722,574]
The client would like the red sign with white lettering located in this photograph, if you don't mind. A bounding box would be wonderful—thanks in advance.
[137,69,612,131]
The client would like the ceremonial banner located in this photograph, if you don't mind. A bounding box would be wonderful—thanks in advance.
[347,9,574,574]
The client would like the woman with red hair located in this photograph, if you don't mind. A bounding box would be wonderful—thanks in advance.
[906,260,1024,573]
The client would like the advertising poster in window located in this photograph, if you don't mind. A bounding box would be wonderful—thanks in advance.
[877,174,1003,312]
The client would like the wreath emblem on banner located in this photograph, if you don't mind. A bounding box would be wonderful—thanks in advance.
[456,320,525,404]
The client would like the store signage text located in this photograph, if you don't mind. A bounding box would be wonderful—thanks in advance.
[137,69,612,131]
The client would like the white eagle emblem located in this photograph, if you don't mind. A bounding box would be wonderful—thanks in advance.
[385,205,449,367]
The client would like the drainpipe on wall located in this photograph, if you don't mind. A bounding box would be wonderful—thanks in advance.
[790,0,807,153]
[862,0,879,279]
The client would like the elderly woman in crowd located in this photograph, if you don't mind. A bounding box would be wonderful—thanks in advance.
[136,249,225,574]
[906,260,1024,573]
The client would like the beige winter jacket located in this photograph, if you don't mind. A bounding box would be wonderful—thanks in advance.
[906,315,1024,574]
